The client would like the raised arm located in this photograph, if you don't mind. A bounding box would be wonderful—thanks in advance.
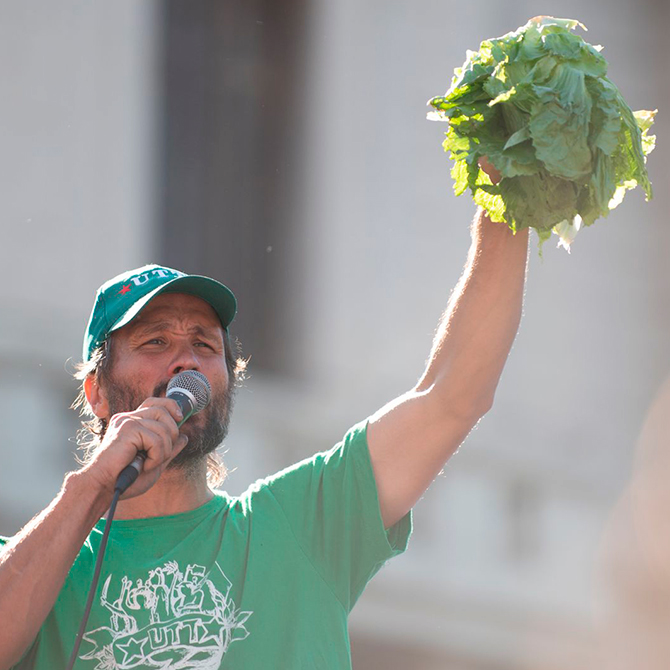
[367,204,529,528]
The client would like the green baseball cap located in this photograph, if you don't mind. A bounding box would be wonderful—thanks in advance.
[82,264,237,362]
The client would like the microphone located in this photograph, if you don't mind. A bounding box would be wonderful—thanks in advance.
[166,369,212,427]
[114,370,212,494]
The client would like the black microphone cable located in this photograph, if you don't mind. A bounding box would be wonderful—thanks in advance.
[64,482,123,670]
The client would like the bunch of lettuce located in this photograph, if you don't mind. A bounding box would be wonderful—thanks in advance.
[427,16,656,251]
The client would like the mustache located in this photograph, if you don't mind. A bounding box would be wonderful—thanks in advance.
[152,380,169,399]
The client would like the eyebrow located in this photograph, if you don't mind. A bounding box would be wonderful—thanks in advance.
[133,321,222,340]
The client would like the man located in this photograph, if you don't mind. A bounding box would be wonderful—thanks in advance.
[0,176,529,667]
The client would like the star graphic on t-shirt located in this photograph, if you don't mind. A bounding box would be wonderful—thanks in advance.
[117,635,148,664]
[118,284,132,295]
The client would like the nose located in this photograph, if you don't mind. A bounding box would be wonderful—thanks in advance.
[169,342,201,376]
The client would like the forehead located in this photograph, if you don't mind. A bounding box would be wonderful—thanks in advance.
[126,292,223,332]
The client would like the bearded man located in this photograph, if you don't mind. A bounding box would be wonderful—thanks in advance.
[0,182,529,668]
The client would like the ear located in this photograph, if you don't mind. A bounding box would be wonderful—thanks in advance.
[84,374,110,419]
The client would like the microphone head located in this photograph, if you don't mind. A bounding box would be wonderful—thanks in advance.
[166,370,211,414]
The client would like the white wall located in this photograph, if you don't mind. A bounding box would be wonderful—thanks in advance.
[0,0,160,531]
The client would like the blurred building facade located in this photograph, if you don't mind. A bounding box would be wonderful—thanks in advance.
[1,1,668,668]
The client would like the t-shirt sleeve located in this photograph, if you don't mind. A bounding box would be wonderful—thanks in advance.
[261,419,412,611]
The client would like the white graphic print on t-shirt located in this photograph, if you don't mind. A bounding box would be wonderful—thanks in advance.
[79,560,252,669]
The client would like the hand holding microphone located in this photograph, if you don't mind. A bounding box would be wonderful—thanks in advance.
[114,370,212,494]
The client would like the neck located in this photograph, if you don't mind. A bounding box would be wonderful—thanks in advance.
[111,462,214,520]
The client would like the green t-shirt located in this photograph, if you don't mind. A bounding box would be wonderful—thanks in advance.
[2,420,412,669]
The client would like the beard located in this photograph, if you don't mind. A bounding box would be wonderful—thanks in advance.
[104,374,234,477]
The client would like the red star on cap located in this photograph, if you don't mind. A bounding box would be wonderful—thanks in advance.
[118,284,132,295]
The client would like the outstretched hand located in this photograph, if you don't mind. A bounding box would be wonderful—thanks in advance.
[479,156,501,185]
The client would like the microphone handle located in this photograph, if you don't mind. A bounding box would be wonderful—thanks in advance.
[114,451,147,494]
[113,391,196,494]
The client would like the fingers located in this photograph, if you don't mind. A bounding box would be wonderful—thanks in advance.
[90,397,191,497]
[109,414,184,472]
[137,396,184,425]
[478,156,502,185]
[127,404,181,443]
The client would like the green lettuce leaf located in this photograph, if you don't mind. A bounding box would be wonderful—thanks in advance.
[427,16,656,252]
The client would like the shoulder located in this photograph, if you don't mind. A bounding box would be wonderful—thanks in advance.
[248,420,369,493]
